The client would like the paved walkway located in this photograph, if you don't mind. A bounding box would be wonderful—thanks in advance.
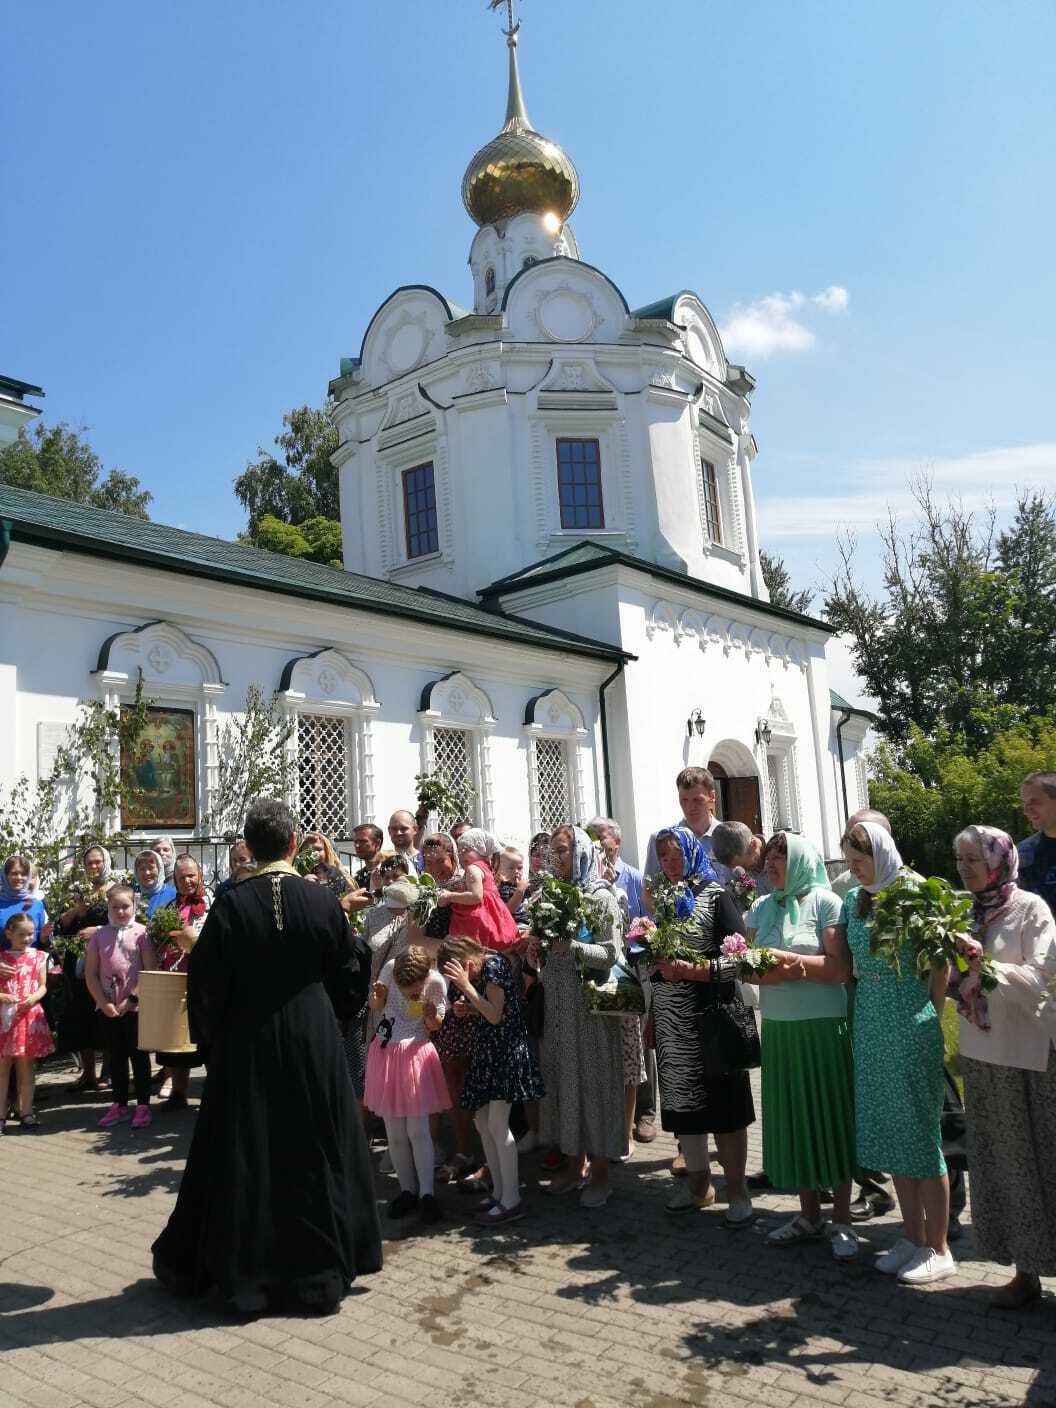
[1,1062,1053,1408]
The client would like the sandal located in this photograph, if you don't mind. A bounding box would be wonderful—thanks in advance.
[767,1214,826,1246]
[19,1113,40,1132]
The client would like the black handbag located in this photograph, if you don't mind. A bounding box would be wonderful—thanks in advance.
[699,988,761,1075]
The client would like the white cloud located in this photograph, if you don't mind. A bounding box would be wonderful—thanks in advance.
[812,285,849,314]
[756,441,1056,540]
[720,285,849,359]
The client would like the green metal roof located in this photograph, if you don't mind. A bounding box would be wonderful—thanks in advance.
[829,688,877,721]
[630,292,691,323]
[480,540,836,635]
[0,485,628,664]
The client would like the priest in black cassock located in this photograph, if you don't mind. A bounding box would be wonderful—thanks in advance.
[152,798,383,1316]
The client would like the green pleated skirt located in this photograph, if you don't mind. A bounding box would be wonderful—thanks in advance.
[761,1016,855,1191]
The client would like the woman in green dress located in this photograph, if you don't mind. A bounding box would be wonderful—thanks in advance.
[745,832,856,1260]
[839,821,954,1286]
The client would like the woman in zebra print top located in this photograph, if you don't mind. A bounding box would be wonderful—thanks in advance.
[648,827,756,1220]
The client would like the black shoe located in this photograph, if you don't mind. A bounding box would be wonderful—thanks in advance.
[387,1190,420,1219]
[161,1093,189,1112]
[746,1171,773,1191]
[946,1216,964,1243]
[850,1191,896,1222]
[818,1187,834,1205]
[419,1194,444,1226]
[849,1195,874,1222]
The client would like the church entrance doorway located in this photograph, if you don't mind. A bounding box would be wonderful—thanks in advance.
[709,756,762,834]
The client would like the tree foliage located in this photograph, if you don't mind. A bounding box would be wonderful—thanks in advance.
[235,402,340,545]
[254,513,343,568]
[760,551,814,614]
[0,421,152,518]
[202,686,297,837]
[869,714,1056,881]
[825,487,1056,750]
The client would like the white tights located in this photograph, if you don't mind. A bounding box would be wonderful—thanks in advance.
[385,1114,435,1198]
[474,1100,520,1210]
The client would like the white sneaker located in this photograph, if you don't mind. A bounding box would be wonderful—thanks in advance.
[516,1130,539,1154]
[830,1223,859,1261]
[898,1247,956,1285]
[724,1196,755,1229]
[875,1238,918,1274]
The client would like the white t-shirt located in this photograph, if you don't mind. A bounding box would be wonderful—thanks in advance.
[377,958,447,1045]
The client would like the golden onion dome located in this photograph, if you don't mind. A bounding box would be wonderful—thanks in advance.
[462,28,579,228]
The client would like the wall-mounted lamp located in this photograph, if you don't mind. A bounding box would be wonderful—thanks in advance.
[755,719,774,747]
[686,708,706,738]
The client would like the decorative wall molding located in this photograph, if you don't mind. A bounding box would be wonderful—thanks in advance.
[645,599,809,670]
[522,687,588,737]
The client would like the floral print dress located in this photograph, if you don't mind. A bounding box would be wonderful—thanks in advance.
[0,949,54,1059]
[461,954,544,1111]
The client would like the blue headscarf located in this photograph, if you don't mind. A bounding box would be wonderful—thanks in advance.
[659,827,718,918]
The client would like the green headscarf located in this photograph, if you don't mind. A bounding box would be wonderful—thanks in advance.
[757,832,830,942]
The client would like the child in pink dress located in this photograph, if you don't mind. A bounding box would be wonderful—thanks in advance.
[364,945,449,1225]
[438,830,519,951]
[85,886,156,1130]
[0,911,54,1131]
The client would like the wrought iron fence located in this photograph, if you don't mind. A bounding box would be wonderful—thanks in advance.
[59,837,362,889]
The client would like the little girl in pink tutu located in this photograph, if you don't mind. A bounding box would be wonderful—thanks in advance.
[0,911,55,1132]
[364,945,450,1226]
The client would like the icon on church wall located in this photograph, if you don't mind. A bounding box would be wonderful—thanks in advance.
[120,706,196,829]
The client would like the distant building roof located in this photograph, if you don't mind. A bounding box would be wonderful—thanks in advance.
[0,485,629,665]
[0,375,44,402]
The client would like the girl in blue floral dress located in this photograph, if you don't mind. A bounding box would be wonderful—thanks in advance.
[439,936,544,1226]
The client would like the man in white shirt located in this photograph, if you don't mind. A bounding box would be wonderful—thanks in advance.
[387,810,424,874]
[643,767,729,884]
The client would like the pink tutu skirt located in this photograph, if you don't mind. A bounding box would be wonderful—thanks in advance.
[364,1037,450,1119]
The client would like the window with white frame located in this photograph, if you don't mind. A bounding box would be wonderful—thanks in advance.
[419,673,495,831]
[757,693,800,834]
[279,650,379,836]
[523,688,588,835]
[297,714,352,836]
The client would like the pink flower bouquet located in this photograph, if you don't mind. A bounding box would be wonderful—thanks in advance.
[720,933,781,979]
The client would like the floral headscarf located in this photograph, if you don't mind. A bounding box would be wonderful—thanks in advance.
[758,831,830,941]
[656,827,717,918]
[962,825,1019,932]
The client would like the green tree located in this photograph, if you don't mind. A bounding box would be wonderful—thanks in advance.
[869,714,1056,881]
[0,421,151,518]
[760,551,815,614]
[254,513,343,568]
[235,402,340,546]
[825,485,1019,749]
[993,493,1056,716]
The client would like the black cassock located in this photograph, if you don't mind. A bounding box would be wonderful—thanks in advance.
[152,871,383,1311]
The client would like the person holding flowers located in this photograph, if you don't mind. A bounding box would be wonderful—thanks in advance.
[839,821,954,1284]
[646,827,755,1222]
[151,854,211,1112]
[744,832,857,1259]
[953,826,1056,1308]
[532,824,626,1207]
[55,843,116,1093]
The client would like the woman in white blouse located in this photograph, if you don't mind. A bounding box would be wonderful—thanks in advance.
[954,825,1056,1308]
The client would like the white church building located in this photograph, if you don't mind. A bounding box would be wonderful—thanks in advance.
[0,21,871,868]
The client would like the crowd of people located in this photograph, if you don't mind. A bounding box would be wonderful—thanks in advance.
[0,765,1054,1317]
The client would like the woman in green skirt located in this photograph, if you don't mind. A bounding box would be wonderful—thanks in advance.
[745,832,857,1260]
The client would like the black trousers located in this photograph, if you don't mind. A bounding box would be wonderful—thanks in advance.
[106,1012,151,1106]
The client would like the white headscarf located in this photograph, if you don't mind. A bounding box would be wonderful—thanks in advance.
[456,828,499,861]
[859,821,903,894]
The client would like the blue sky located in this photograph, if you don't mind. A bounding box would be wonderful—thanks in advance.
[6,0,1055,638]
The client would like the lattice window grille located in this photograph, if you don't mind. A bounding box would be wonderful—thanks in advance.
[534,738,572,833]
[855,755,870,812]
[431,727,473,830]
[297,714,351,836]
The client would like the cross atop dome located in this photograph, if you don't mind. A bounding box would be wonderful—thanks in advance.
[461,2,580,229]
